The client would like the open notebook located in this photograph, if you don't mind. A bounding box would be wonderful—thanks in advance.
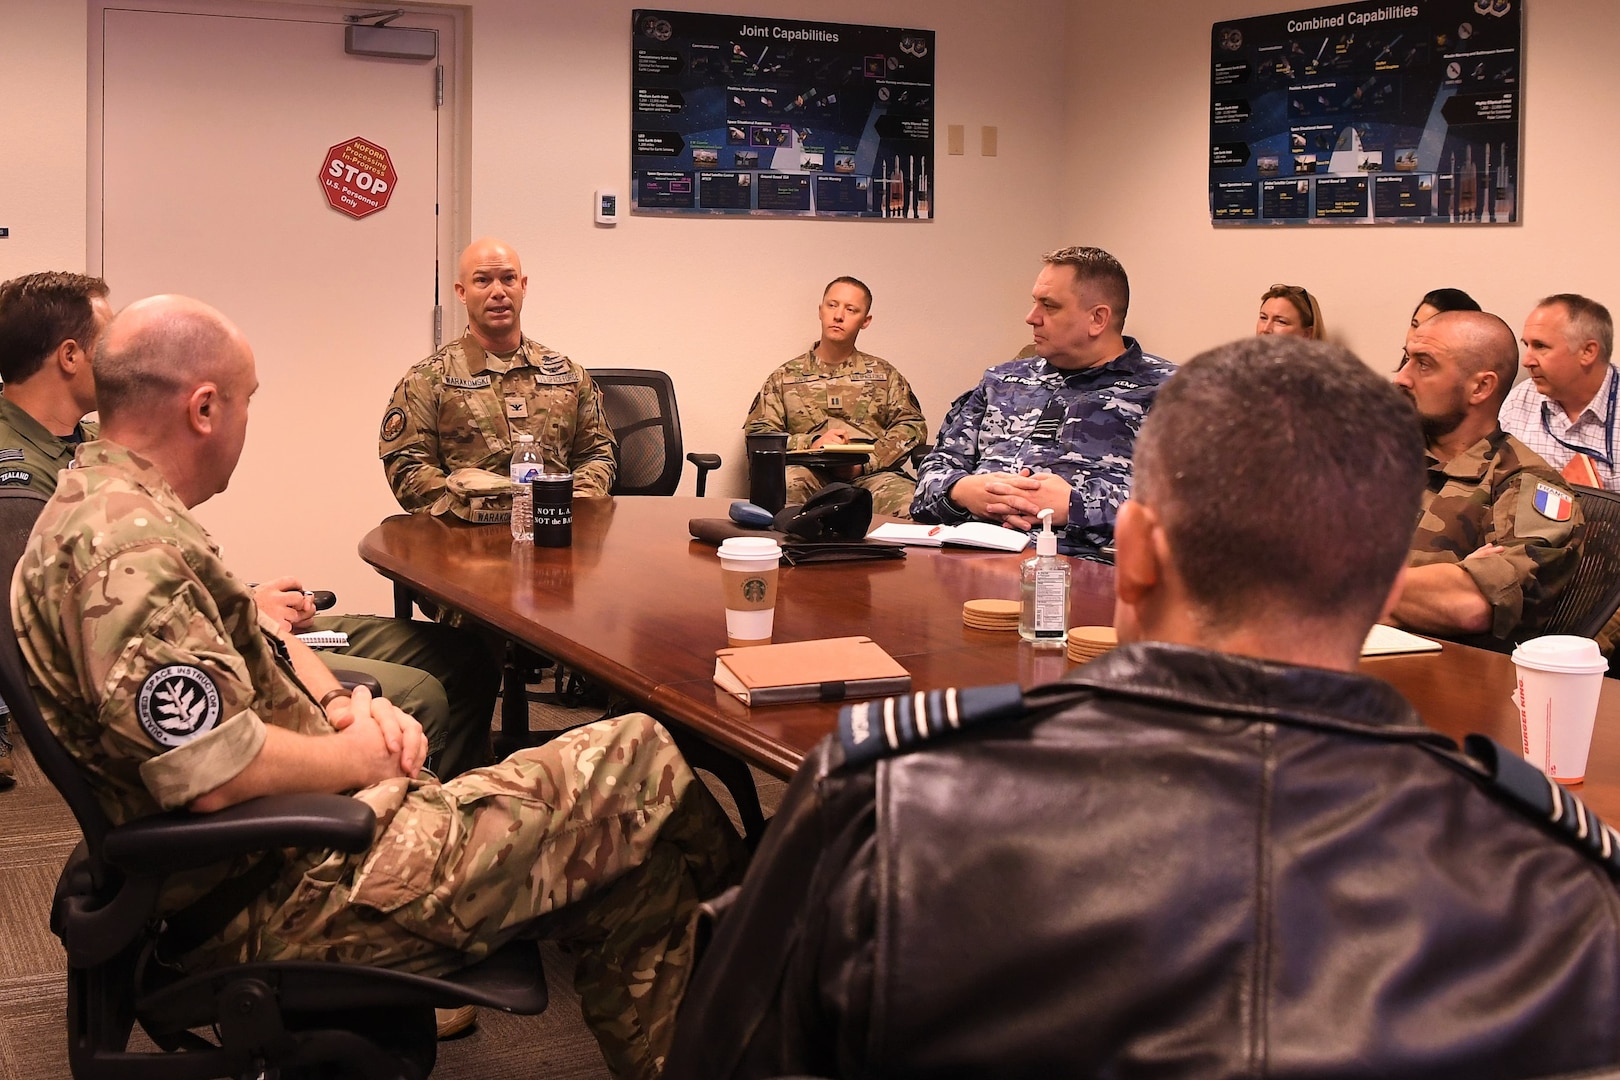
[1361,625,1442,657]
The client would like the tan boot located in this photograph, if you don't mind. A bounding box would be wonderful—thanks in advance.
[434,1005,477,1040]
[0,716,15,793]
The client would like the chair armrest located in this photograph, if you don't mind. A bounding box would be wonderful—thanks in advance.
[687,452,722,498]
[103,794,376,873]
[330,668,384,696]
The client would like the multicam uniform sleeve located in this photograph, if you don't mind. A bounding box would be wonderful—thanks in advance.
[379,365,448,513]
[66,540,268,811]
[870,367,927,473]
[910,382,988,524]
[743,366,793,442]
[569,371,618,497]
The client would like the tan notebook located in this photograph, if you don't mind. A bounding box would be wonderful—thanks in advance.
[714,636,912,706]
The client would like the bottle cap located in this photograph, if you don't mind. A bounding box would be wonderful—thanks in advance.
[1035,508,1057,557]
[515,433,535,442]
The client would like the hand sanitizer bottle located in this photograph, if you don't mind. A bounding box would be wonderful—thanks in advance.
[1019,508,1069,646]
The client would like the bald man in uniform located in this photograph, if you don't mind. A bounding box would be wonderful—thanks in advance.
[1391,310,1584,651]
[379,237,617,515]
[17,294,739,1079]
[0,271,496,786]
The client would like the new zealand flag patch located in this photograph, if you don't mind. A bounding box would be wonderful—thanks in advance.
[1533,482,1574,522]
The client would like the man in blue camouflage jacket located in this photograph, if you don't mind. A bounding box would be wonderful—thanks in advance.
[911,247,1173,557]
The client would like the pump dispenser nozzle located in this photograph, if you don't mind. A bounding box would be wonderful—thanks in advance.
[1036,508,1057,557]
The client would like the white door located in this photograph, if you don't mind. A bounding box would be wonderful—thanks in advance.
[92,1,460,614]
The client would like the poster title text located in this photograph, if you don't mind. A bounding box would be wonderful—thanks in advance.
[1286,5,1420,32]
[737,23,840,42]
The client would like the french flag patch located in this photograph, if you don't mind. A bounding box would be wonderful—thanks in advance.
[1534,482,1574,522]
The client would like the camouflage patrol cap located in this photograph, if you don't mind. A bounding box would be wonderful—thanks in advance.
[430,468,514,524]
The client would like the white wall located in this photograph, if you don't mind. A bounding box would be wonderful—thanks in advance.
[0,0,1067,610]
[0,4,89,270]
[1063,0,1620,373]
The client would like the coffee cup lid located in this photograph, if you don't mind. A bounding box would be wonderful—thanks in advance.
[719,536,782,558]
[1511,635,1610,675]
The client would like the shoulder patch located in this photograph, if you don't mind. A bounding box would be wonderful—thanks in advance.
[380,407,407,443]
[1533,481,1574,522]
[838,683,1026,769]
[0,468,30,486]
[0,448,23,463]
[138,665,223,748]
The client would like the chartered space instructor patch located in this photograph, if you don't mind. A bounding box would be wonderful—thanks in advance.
[138,665,222,747]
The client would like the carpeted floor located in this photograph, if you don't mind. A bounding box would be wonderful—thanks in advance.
[0,695,784,1079]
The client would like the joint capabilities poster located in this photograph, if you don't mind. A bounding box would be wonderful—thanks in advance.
[1209,1,1521,225]
[631,10,935,219]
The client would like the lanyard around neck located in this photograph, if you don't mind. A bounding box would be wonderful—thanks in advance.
[1540,370,1617,467]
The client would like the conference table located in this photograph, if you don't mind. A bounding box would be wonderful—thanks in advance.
[359,495,1620,821]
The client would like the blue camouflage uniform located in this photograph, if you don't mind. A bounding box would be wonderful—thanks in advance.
[911,339,1174,557]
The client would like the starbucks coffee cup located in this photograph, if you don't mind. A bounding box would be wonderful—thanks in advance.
[718,537,782,647]
[1511,635,1609,784]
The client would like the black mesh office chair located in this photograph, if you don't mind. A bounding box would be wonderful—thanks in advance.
[0,487,549,1079]
[491,368,722,719]
[1543,484,1620,642]
[590,368,721,496]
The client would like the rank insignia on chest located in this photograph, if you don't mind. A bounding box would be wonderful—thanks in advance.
[505,396,529,419]
[1534,482,1574,522]
[827,394,842,410]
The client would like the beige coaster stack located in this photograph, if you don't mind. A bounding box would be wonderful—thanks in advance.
[963,598,1020,632]
[1066,626,1117,664]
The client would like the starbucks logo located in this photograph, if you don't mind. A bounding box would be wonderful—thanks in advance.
[743,577,767,602]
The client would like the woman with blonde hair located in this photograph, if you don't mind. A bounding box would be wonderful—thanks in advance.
[1256,283,1325,339]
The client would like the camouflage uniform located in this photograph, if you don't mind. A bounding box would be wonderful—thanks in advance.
[0,394,96,787]
[13,441,741,1080]
[304,613,498,781]
[1408,429,1584,651]
[0,400,496,783]
[380,333,617,510]
[743,347,927,517]
[911,340,1174,557]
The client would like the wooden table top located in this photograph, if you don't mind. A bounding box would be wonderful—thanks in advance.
[359,495,1620,818]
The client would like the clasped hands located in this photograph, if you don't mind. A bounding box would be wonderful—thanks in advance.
[329,683,429,783]
[949,469,1072,531]
[250,578,426,781]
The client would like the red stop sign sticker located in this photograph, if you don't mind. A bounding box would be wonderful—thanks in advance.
[320,137,396,220]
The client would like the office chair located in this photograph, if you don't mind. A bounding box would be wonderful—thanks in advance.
[1543,484,1620,643]
[590,368,721,496]
[0,487,549,1079]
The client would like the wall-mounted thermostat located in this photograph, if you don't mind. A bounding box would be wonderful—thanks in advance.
[595,189,619,226]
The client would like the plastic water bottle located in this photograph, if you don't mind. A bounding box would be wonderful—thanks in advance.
[510,434,541,543]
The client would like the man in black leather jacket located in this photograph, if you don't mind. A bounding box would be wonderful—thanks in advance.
[665,336,1620,1079]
